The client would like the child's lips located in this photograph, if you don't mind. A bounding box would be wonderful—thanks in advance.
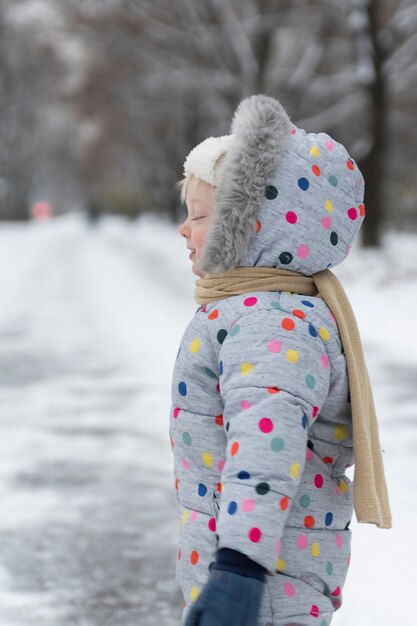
[189,249,196,259]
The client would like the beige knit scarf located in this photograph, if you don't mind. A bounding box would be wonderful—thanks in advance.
[195,266,392,529]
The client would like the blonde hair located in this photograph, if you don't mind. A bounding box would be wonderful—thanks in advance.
[177,174,216,205]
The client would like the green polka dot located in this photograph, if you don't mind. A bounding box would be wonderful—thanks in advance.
[330,231,338,246]
[265,185,278,199]
[255,482,270,495]
[299,494,311,508]
[305,374,316,389]
[217,329,228,344]
[279,251,293,265]
[326,561,333,575]
[271,437,285,452]
[204,367,218,379]
[328,175,338,187]
[230,324,240,336]
[271,301,286,311]
[182,432,192,446]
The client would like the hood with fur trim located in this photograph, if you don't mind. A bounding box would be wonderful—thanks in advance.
[198,95,365,277]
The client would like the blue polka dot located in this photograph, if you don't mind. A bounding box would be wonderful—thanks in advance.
[178,381,187,396]
[198,483,208,497]
[301,413,308,429]
[298,177,310,191]
[301,300,314,308]
[228,501,238,515]
[325,512,334,526]
[308,323,318,337]
[237,471,251,480]
[219,360,223,375]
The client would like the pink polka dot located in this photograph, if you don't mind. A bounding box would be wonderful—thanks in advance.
[297,244,310,259]
[306,448,313,462]
[191,510,199,522]
[320,355,329,368]
[297,534,308,550]
[241,399,251,410]
[173,407,181,418]
[178,547,181,560]
[208,518,216,532]
[274,539,282,555]
[290,128,297,134]
[286,211,298,224]
[182,457,190,470]
[243,296,258,307]
[336,533,343,548]
[268,339,282,353]
[322,216,331,229]
[334,485,343,496]
[284,582,296,597]
[312,406,319,418]
[314,474,324,488]
[325,140,335,151]
[248,527,262,543]
[348,207,358,220]
[242,498,255,512]
[310,605,320,618]
[217,460,225,472]
[259,418,274,433]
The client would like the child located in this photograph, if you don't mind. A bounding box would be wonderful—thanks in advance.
[170,95,391,626]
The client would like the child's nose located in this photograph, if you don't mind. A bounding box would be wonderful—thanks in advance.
[178,220,189,238]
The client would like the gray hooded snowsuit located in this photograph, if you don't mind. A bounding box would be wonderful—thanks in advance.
[170,96,365,626]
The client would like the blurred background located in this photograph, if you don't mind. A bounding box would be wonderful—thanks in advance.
[0,1,416,625]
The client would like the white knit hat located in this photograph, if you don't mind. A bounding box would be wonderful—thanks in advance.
[183,135,234,186]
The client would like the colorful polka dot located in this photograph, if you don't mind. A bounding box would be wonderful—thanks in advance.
[208,518,216,532]
[311,542,320,557]
[297,244,310,259]
[304,515,315,528]
[268,339,282,353]
[286,349,299,363]
[243,296,258,307]
[256,482,270,495]
[202,452,213,467]
[190,550,199,565]
[306,374,316,388]
[312,164,321,176]
[298,177,310,191]
[286,211,298,224]
[325,199,333,212]
[282,317,295,331]
[290,463,300,479]
[265,185,278,199]
[178,381,187,396]
[228,501,238,515]
[241,362,254,376]
[284,582,296,597]
[230,324,240,336]
[322,216,331,230]
[189,338,200,353]
[183,432,192,446]
[328,175,338,187]
[249,527,262,542]
[230,442,240,456]
[259,417,274,433]
[330,231,338,246]
[325,512,334,526]
[198,483,207,497]
[279,251,293,265]
[217,329,227,344]
[279,496,289,511]
[310,145,320,157]
[297,534,308,550]
[238,471,250,480]
[271,437,284,452]
[348,207,358,220]
[242,498,255,512]
[190,586,199,602]
[299,494,310,508]
[314,474,324,488]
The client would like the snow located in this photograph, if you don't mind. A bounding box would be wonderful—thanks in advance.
[0,212,415,625]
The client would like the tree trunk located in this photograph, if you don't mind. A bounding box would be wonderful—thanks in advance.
[359,0,386,247]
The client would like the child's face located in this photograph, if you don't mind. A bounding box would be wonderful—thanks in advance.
[178,178,215,277]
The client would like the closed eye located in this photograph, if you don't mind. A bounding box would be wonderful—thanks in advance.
[192,216,206,220]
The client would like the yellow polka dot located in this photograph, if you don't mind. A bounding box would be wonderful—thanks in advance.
[310,145,320,157]
[311,542,320,557]
[202,452,213,467]
[339,480,349,494]
[189,338,201,353]
[190,586,199,602]
[334,425,347,441]
[241,362,254,376]
[182,510,189,524]
[276,558,286,571]
[319,327,330,341]
[325,199,333,212]
[286,349,299,363]
[290,463,300,479]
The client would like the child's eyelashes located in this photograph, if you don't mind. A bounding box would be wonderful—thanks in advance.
[192,216,206,221]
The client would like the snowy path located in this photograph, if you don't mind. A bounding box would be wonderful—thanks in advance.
[0,217,188,626]
[0,215,416,626]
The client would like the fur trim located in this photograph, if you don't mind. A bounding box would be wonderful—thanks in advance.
[199,95,292,274]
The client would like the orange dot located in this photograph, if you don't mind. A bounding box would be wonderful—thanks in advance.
[175,478,179,491]
[255,219,262,233]
[359,203,365,217]
[190,550,199,565]
[267,386,281,394]
[323,456,334,465]
[292,309,305,319]
[347,159,355,171]
[280,496,289,511]
[231,442,239,456]
[215,414,224,426]
[312,164,321,176]
[304,515,315,529]
[282,318,295,331]
[208,309,219,320]
[217,482,223,493]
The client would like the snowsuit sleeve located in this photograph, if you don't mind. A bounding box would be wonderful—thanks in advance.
[216,308,331,574]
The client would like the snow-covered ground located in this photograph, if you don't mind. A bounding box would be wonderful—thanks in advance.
[0,213,415,625]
